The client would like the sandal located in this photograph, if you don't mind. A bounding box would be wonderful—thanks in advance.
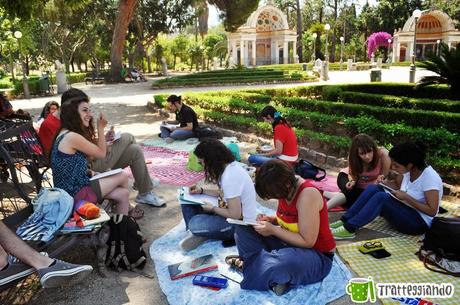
[225,255,243,273]
[129,206,145,220]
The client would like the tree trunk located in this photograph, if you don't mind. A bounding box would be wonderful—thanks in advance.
[147,55,152,73]
[296,0,303,62]
[110,0,138,82]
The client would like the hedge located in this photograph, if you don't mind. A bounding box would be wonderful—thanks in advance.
[245,83,456,100]
[338,91,460,113]
[277,97,460,133]
[182,93,458,158]
[153,91,459,181]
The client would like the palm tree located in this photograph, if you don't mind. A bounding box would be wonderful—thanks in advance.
[417,42,460,93]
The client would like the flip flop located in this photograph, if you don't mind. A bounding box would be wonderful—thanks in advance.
[225,255,243,273]
[129,206,145,220]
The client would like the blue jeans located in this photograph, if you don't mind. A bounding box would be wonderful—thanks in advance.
[181,204,234,240]
[160,126,195,140]
[341,184,428,235]
[234,225,333,291]
[247,154,278,167]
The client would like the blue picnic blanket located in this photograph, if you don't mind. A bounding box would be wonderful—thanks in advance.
[150,207,352,305]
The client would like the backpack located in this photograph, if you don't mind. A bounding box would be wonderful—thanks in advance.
[417,217,460,277]
[195,125,222,141]
[105,214,147,271]
[294,159,326,181]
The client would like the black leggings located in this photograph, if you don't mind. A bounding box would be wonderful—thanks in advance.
[337,172,364,208]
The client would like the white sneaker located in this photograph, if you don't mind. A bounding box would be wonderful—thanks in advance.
[135,191,166,207]
[179,231,208,251]
[133,178,161,191]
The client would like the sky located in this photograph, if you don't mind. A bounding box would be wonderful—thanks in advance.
[208,0,378,27]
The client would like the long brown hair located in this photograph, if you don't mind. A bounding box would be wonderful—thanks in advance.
[52,89,95,149]
[348,133,379,177]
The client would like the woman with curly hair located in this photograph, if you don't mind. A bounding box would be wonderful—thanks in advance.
[248,105,298,167]
[50,88,130,215]
[325,134,391,209]
[179,138,259,251]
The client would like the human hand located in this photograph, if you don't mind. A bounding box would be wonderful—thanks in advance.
[189,185,202,194]
[253,221,274,237]
[346,180,356,190]
[97,113,108,130]
[202,202,214,213]
[256,213,271,222]
[376,175,385,183]
[105,126,115,142]
[391,190,409,202]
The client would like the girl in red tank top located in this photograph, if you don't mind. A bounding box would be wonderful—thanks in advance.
[233,160,335,294]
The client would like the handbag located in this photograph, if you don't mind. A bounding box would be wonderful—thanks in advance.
[294,159,326,181]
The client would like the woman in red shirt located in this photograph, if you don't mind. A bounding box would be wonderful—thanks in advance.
[232,160,335,295]
[248,106,298,166]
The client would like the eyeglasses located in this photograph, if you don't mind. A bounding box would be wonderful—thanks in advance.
[361,241,382,250]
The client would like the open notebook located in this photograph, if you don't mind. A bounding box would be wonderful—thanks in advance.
[179,187,219,206]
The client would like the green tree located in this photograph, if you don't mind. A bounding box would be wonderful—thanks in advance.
[417,42,460,93]
[171,34,190,69]
[208,0,259,32]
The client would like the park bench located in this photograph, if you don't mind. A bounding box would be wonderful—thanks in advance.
[0,118,109,296]
[84,76,105,85]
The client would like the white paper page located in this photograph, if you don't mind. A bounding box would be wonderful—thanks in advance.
[90,168,123,181]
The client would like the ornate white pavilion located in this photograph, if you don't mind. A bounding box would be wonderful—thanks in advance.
[392,9,460,62]
[227,4,298,66]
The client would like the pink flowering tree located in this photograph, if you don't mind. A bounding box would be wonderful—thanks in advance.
[367,32,393,59]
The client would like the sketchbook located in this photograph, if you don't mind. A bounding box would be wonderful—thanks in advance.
[90,168,123,181]
[161,123,177,131]
[226,218,258,226]
[379,183,411,207]
[106,131,121,145]
[179,187,219,206]
[168,254,217,280]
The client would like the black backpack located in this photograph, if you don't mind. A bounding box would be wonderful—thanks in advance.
[195,125,222,141]
[417,217,460,276]
[105,214,147,271]
[294,159,326,181]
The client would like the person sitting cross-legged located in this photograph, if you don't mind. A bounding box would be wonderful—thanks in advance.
[0,221,92,288]
[233,160,336,296]
[39,88,164,207]
[179,139,258,251]
[331,142,443,239]
[159,95,198,144]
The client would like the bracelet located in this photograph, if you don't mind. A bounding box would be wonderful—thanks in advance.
[200,187,204,194]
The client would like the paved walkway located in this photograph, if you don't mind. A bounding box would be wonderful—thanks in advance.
[11,66,435,112]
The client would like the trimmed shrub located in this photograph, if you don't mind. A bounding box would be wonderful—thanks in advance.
[338,91,460,113]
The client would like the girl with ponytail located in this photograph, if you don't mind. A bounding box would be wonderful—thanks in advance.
[248,106,298,166]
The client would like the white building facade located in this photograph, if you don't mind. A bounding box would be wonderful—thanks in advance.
[392,9,460,62]
[228,4,298,67]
